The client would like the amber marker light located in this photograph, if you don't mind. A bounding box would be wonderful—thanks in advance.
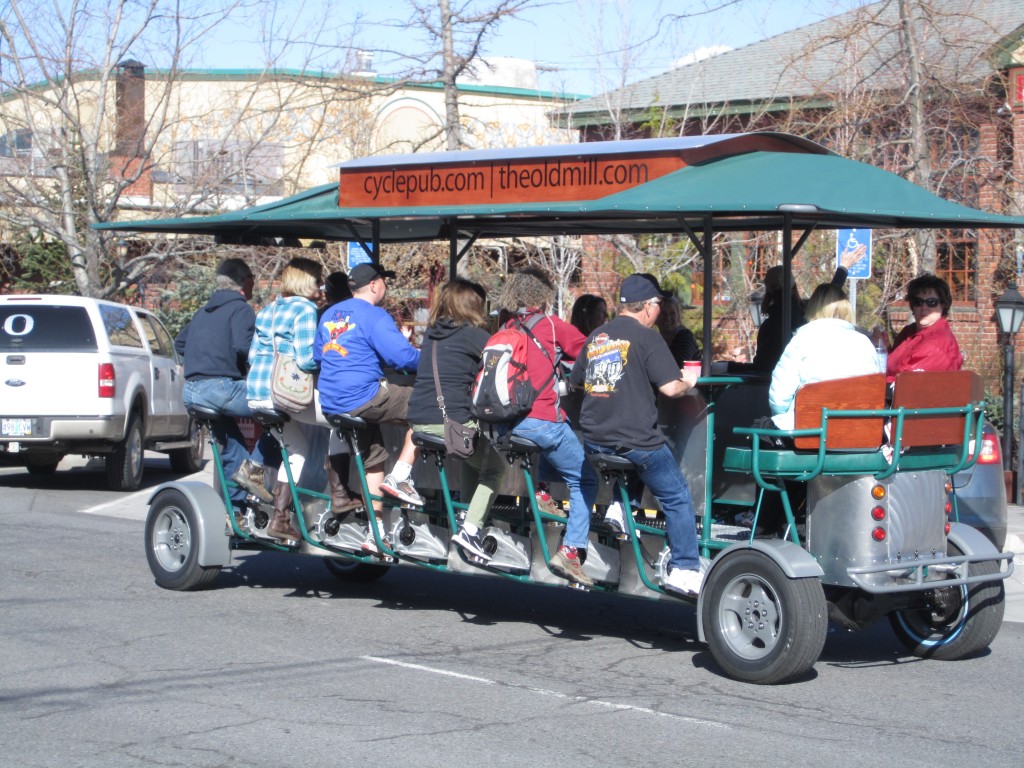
[871,484,886,500]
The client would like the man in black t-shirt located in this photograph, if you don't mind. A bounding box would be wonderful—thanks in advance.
[569,273,704,598]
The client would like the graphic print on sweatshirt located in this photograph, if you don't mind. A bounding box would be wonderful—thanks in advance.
[321,314,356,356]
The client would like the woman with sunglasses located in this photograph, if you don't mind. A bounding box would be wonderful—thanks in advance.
[886,273,962,383]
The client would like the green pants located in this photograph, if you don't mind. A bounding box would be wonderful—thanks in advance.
[412,422,506,530]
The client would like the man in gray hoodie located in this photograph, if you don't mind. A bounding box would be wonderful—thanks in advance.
[174,258,272,507]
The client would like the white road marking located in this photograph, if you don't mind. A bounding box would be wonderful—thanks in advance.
[77,468,210,520]
[361,655,729,729]
[79,491,151,520]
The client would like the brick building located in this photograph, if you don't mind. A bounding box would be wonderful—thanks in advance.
[556,0,1024,388]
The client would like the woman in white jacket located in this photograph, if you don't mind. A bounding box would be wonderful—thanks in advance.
[769,283,881,430]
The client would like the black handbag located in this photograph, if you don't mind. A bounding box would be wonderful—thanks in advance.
[432,341,478,459]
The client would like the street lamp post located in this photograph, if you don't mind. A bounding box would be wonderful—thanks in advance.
[748,287,766,327]
[994,285,1024,473]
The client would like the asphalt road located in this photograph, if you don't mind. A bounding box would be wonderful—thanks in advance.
[2,456,1022,768]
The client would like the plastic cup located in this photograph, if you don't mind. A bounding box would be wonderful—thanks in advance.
[683,361,702,395]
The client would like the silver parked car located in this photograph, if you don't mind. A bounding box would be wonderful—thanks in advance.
[953,420,1007,550]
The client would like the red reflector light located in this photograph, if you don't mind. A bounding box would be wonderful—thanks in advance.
[944,501,952,515]
[972,432,1001,465]
[871,506,886,521]
[945,522,951,535]
[871,527,886,542]
[98,363,115,398]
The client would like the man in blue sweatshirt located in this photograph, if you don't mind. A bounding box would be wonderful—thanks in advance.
[174,258,272,507]
[315,263,422,554]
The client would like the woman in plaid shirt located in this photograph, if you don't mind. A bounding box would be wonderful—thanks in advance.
[247,258,323,541]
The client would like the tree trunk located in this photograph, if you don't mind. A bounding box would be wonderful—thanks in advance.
[898,0,936,273]
[439,0,463,151]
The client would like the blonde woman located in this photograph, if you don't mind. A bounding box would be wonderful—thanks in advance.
[247,257,323,541]
[768,282,881,430]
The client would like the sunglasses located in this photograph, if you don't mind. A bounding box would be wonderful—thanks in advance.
[909,296,941,308]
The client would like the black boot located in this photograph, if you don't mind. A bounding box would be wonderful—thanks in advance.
[327,453,362,514]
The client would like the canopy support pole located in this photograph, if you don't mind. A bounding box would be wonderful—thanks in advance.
[680,215,714,374]
[340,221,377,264]
[781,213,793,343]
[447,219,458,277]
[778,218,817,344]
[445,221,480,278]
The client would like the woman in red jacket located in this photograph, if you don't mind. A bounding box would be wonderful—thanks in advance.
[887,273,962,382]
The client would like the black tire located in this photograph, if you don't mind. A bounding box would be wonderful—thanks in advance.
[323,557,390,583]
[169,416,205,474]
[106,413,144,491]
[701,550,827,684]
[145,488,220,590]
[889,542,1004,660]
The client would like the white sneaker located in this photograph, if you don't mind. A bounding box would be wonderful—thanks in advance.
[663,567,704,598]
[380,474,424,506]
[604,501,629,539]
[361,525,392,556]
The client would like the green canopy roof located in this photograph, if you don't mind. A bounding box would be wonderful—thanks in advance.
[96,134,1024,244]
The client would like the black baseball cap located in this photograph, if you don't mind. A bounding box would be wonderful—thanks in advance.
[348,262,397,290]
[619,273,664,303]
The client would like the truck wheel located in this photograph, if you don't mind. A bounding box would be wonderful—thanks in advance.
[169,416,205,474]
[145,488,220,590]
[889,542,1004,660]
[702,550,827,685]
[324,558,390,583]
[106,414,144,491]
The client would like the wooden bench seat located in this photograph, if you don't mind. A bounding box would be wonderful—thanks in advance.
[722,373,888,482]
[723,445,889,476]
[721,370,984,484]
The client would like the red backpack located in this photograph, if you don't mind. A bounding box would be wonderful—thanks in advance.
[471,314,554,423]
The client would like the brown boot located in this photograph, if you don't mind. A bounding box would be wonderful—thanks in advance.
[231,459,274,504]
[268,481,302,541]
[327,453,362,514]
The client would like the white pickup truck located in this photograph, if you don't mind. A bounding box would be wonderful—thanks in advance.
[0,295,204,490]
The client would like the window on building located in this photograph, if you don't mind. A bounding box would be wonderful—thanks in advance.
[936,229,977,302]
[0,129,33,158]
[172,140,284,197]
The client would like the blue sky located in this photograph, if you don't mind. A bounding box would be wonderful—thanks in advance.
[200,0,867,96]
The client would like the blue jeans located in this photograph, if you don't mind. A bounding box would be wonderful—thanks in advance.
[513,417,596,549]
[586,441,700,571]
[183,378,266,503]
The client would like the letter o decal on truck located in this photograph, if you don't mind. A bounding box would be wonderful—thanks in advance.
[3,314,35,336]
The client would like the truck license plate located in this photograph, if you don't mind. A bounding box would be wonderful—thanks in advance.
[1,418,32,437]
